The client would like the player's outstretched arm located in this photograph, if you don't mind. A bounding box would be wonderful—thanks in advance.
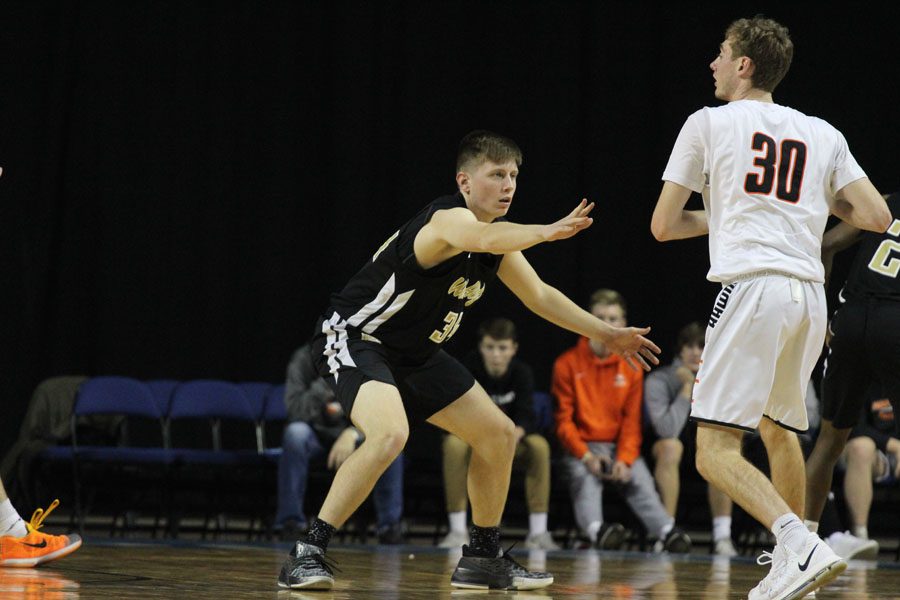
[651,181,708,241]
[415,200,594,268]
[832,179,891,233]
[498,251,660,371]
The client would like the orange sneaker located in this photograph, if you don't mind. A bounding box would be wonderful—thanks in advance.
[0,500,82,567]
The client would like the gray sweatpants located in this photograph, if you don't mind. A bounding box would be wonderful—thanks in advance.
[563,441,672,539]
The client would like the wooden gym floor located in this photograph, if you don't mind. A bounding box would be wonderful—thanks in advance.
[2,539,899,599]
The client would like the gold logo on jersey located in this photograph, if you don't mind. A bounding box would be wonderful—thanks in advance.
[447,276,485,307]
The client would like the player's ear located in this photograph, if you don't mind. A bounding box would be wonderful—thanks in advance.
[456,171,471,194]
[738,56,755,79]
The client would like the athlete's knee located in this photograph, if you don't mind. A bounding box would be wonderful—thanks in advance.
[845,436,876,467]
[367,425,409,463]
[282,421,316,454]
[522,433,551,460]
[473,414,516,456]
[653,438,684,466]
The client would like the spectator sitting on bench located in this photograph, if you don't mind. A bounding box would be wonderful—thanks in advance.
[643,321,736,556]
[438,318,559,550]
[828,389,899,559]
[275,344,405,544]
[553,289,691,552]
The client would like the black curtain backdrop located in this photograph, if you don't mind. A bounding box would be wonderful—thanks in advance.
[3,1,899,455]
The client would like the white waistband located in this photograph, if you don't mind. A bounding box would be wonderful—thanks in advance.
[723,270,812,285]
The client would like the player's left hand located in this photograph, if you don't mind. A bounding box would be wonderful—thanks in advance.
[605,326,661,371]
[541,199,595,242]
[327,429,358,470]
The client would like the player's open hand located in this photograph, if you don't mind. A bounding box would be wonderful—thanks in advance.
[604,326,661,371]
[541,199,594,242]
[327,428,358,470]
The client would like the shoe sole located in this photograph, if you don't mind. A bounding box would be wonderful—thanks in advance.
[524,539,561,551]
[450,575,554,591]
[1,536,82,567]
[277,576,334,590]
[780,558,847,600]
[844,542,879,561]
[665,537,692,554]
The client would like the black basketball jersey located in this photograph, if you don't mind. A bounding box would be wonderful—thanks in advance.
[840,192,900,303]
[321,193,503,361]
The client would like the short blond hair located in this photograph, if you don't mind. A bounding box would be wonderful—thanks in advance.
[456,130,522,172]
[726,16,793,93]
[589,289,626,312]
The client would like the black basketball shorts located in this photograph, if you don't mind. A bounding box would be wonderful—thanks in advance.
[822,300,900,428]
[310,317,475,422]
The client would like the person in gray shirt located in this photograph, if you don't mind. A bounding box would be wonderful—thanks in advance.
[275,345,404,544]
[643,322,736,556]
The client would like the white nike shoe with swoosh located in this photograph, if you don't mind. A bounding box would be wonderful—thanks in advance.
[748,532,846,600]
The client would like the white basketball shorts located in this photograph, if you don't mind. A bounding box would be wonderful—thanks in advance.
[690,272,826,433]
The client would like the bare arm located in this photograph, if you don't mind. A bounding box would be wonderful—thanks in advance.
[651,181,709,241]
[832,179,891,233]
[821,220,862,287]
[498,251,660,370]
[414,200,594,268]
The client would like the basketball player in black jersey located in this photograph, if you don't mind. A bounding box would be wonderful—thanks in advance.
[277,131,661,591]
[804,191,900,550]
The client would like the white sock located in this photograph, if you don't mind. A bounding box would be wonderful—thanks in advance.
[772,513,808,555]
[448,511,467,533]
[712,516,732,541]
[587,521,601,542]
[852,526,868,540]
[659,520,674,539]
[529,512,547,536]
[0,499,27,537]
[804,520,819,533]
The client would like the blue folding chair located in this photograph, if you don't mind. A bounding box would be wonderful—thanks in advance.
[67,376,172,533]
[167,380,265,538]
[145,379,179,417]
[261,384,288,461]
[169,380,261,459]
[239,381,273,451]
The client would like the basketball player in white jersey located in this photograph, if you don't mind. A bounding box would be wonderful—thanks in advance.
[651,16,891,600]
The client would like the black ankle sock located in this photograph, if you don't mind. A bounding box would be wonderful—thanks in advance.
[468,525,501,557]
[305,517,336,551]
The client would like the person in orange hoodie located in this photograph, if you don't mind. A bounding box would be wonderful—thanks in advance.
[553,289,691,552]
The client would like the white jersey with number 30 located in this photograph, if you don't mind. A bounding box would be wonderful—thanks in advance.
[662,99,867,283]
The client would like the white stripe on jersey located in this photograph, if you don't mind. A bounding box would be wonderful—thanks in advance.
[322,312,355,381]
[347,274,397,327]
[362,290,415,334]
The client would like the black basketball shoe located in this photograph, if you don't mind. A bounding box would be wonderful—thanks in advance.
[450,544,554,590]
[659,527,692,554]
[277,541,338,590]
[595,522,627,550]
